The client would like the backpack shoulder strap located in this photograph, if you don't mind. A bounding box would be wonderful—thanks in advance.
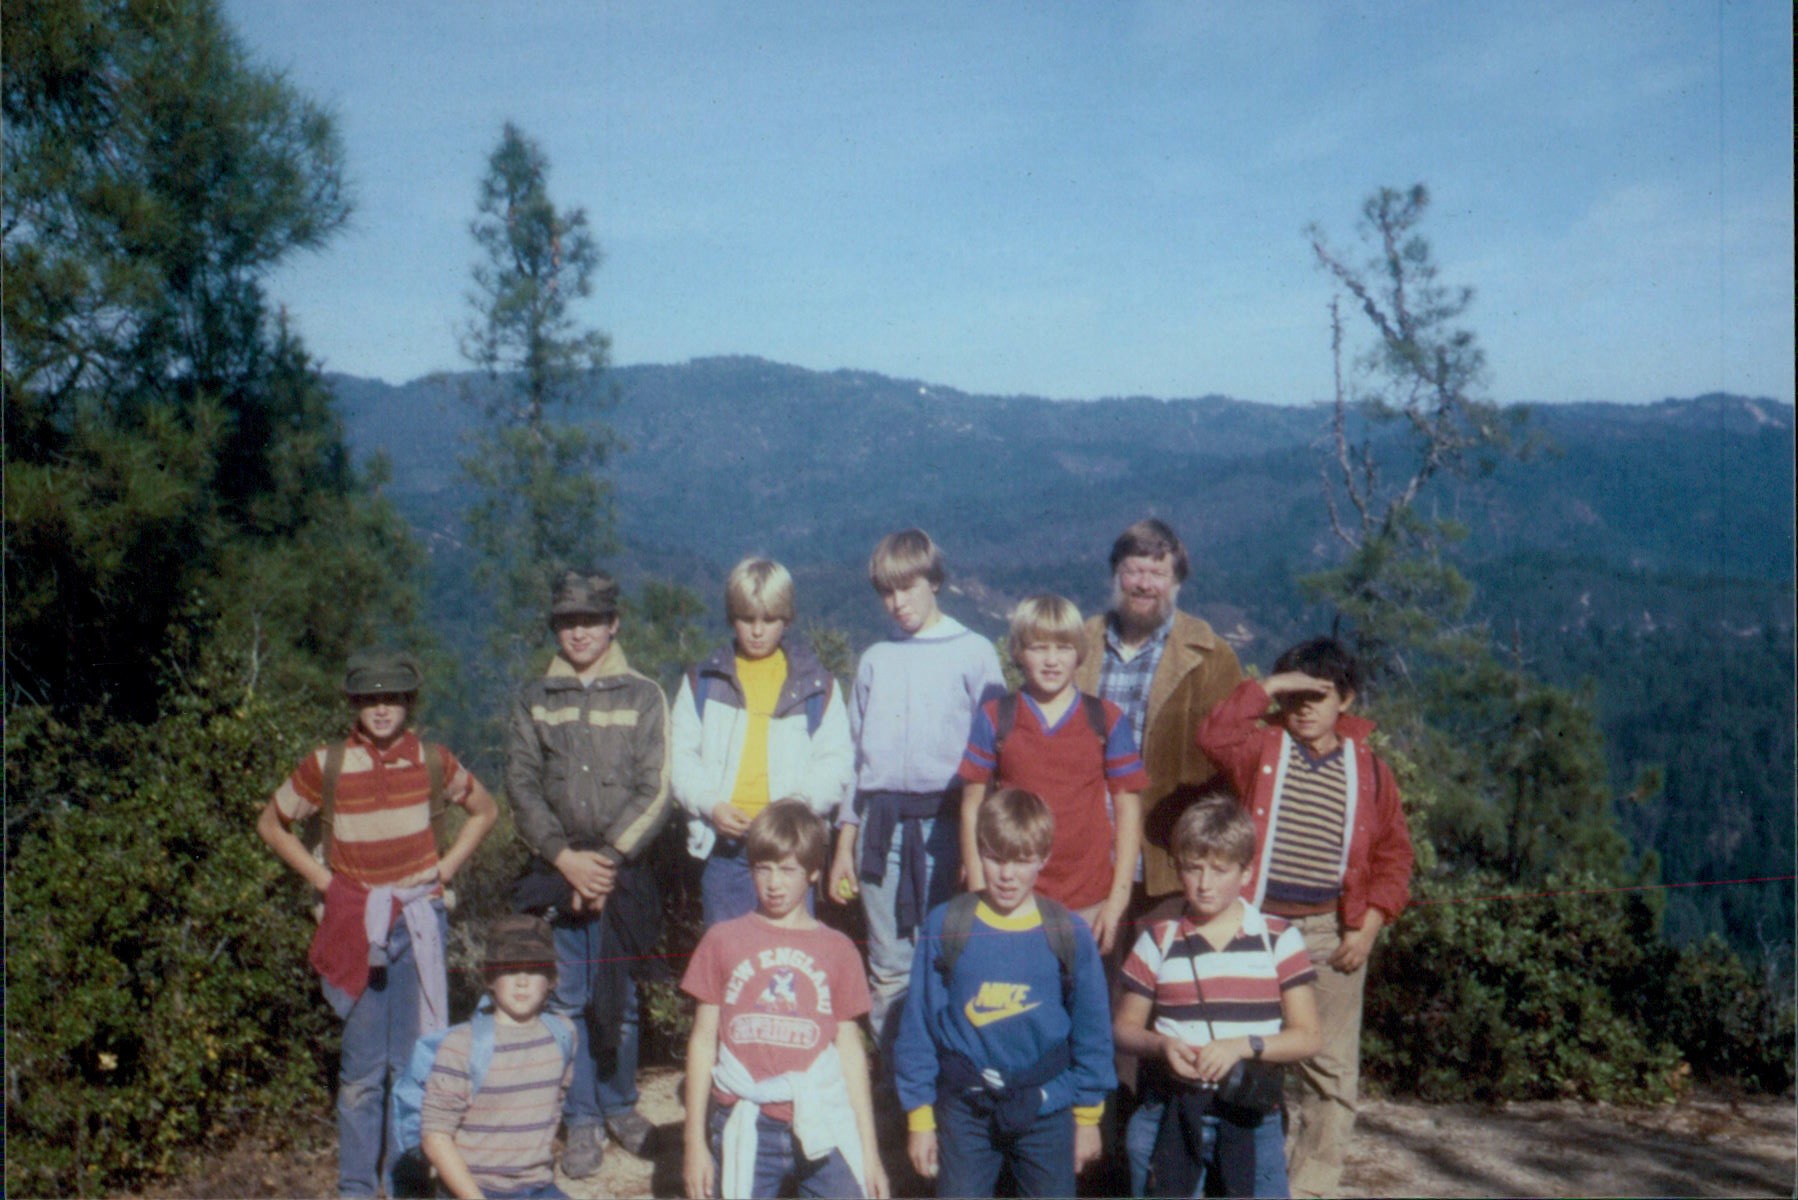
[423,741,449,848]
[1079,693,1109,742]
[466,1009,497,1097]
[992,692,1019,758]
[320,740,347,860]
[541,1012,577,1066]
[804,683,827,736]
[935,892,982,983]
[1034,896,1080,1005]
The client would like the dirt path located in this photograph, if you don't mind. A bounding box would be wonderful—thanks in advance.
[141,1070,1795,1198]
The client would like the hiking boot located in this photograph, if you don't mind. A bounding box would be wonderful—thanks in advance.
[561,1122,605,1179]
[605,1108,655,1157]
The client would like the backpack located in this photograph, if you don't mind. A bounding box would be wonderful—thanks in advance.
[301,738,451,917]
[387,1000,576,1192]
[688,665,828,734]
[934,891,1080,1007]
[991,691,1108,760]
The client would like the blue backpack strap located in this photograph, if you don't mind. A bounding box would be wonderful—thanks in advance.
[804,685,826,736]
[540,1012,576,1066]
[465,1008,497,1096]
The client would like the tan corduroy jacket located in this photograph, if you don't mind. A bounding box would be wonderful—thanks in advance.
[1076,610,1243,896]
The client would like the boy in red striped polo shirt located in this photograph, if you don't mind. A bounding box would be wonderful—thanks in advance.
[257,648,499,1199]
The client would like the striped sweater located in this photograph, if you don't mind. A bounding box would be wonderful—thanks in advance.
[419,1016,572,1196]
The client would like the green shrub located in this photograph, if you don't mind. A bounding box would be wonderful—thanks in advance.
[1363,870,1683,1103]
[5,690,341,1195]
[1657,935,1795,1093]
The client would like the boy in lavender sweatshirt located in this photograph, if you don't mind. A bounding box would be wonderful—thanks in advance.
[826,529,1007,1054]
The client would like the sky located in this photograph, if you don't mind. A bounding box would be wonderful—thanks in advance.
[225,1,1793,406]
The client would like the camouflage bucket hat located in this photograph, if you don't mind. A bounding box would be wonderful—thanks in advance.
[342,647,423,696]
[550,568,620,620]
[484,914,556,973]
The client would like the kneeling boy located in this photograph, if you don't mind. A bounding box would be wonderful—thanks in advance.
[421,915,573,1200]
[897,788,1116,1197]
[680,801,887,1199]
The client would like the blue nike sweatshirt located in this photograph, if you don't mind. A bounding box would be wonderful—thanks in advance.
[894,897,1116,1129]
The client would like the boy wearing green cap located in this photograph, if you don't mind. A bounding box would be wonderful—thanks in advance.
[257,647,500,1199]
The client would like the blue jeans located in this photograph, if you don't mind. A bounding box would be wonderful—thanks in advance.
[861,814,959,1053]
[1125,1096,1289,1198]
[549,914,639,1126]
[706,1104,864,1198]
[322,902,447,1198]
[936,1096,1074,1198]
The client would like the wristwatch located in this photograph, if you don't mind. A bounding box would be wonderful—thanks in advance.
[1249,1034,1266,1059]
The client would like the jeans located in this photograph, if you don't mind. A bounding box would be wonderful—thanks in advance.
[861,814,959,1053]
[706,1104,864,1198]
[935,1096,1074,1199]
[549,914,640,1126]
[322,902,447,1198]
[701,843,757,927]
[1125,1096,1288,1198]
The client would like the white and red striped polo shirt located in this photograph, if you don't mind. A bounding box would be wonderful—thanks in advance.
[1121,901,1315,1045]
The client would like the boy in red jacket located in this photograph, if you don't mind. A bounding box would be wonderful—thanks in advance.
[1195,636,1413,1199]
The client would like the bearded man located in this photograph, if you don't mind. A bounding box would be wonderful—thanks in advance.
[1074,518,1243,905]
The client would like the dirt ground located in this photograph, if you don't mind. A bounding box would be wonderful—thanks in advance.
[138,1068,1795,1199]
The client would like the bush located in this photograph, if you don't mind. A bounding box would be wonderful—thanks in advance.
[1363,870,1684,1103]
[1364,870,1795,1103]
[5,688,342,1196]
[1658,935,1796,1094]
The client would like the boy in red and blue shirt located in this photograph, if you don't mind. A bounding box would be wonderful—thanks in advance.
[959,594,1148,954]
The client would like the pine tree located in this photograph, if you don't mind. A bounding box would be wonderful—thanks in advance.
[458,123,616,685]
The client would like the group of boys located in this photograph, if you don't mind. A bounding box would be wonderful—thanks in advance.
[261,519,1412,1199]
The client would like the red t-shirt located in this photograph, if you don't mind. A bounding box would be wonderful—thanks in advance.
[958,693,1151,909]
[679,912,871,1122]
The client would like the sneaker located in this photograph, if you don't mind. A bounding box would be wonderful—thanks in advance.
[561,1122,605,1179]
[605,1108,655,1157]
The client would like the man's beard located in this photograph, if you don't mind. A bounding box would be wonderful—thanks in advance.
[1111,577,1179,639]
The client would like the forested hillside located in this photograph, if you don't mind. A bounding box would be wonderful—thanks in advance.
[336,361,1795,968]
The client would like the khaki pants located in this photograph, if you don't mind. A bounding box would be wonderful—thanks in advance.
[1286,912,1367,1199]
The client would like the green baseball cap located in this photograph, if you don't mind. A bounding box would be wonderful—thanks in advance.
[342,648,423,697]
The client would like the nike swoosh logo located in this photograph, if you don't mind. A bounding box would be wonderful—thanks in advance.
[964,998,1042,1028]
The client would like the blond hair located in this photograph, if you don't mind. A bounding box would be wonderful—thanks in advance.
[1007,594,1088,666]
[976,788,1055,862]
[725,556,796,622]
[868,528,945,593]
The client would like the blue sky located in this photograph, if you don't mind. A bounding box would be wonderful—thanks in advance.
[227,1,1793,405]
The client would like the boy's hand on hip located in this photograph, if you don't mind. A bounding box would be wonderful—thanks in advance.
[1329,925,1378,972]
[907,1129,938,1179]
[1074,1123,1102,1173]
